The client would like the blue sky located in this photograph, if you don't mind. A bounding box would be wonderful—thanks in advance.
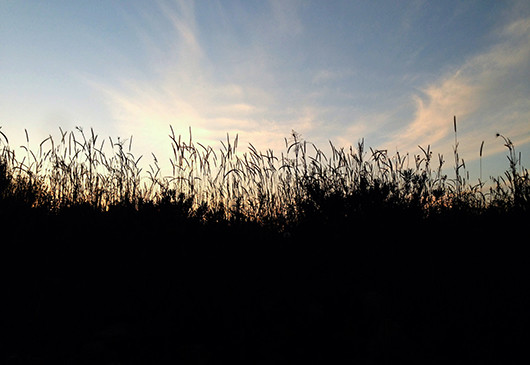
[1,0,529,180]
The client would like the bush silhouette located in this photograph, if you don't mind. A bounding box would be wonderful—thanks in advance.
[0,123,528,363]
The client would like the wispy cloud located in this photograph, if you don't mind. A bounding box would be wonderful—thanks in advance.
[89,0,314,162]
[385,14,530,162]
[389,73,479,152]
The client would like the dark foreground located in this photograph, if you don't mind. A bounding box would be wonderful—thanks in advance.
[1,207,528,364]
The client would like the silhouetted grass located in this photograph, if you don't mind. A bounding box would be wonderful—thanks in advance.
[1,121,528,228]
[1,119,528,363]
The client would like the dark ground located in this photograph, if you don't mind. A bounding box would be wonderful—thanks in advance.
[1,206,528,364]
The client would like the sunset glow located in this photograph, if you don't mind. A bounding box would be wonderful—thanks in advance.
[1,0,529,180]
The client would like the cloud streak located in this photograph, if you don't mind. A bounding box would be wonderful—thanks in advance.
[90,0,317,162]
[384,14,530,164]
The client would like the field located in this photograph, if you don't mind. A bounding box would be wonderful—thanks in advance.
[1,122,529,363]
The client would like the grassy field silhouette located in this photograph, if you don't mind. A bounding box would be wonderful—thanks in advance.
[1,119,528,363]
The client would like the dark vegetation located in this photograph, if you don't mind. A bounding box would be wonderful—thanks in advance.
[1,119,529,364]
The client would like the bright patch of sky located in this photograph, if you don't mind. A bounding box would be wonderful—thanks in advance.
[1,0,529,180]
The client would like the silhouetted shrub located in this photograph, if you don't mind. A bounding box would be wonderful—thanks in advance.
[1,123,528,363]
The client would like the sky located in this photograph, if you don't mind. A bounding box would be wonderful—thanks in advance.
[1,0,530,181]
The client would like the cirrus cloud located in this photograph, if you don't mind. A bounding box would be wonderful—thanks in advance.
[385,15,530,165]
